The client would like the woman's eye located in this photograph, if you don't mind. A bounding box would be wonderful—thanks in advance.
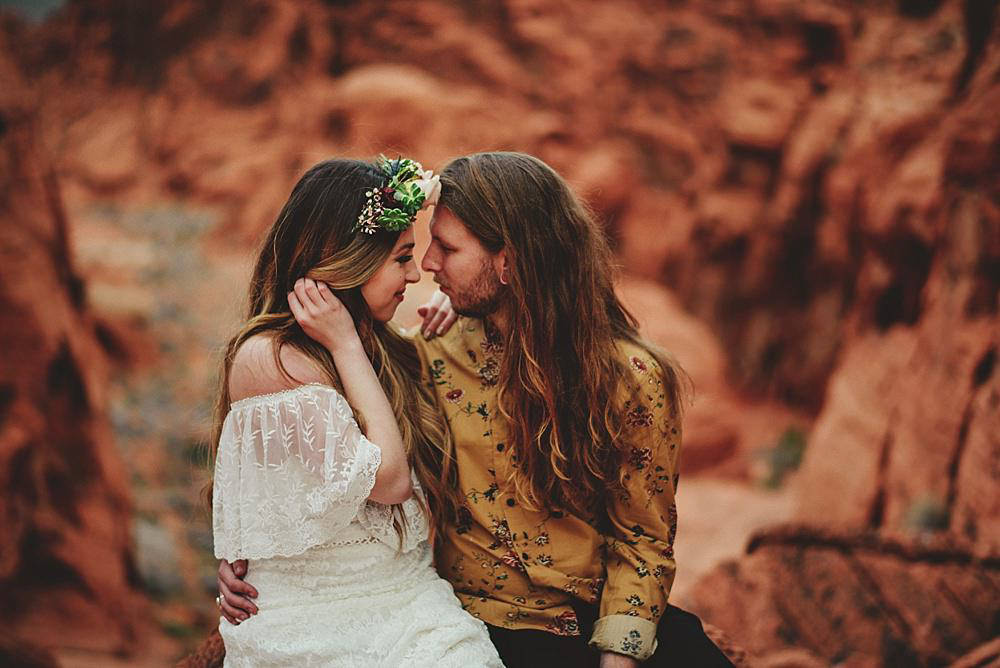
[396,254,413,263]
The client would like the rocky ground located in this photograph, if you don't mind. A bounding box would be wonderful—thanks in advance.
[1,0,997,665]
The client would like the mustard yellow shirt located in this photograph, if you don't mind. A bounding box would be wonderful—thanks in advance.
[413,318,681,661]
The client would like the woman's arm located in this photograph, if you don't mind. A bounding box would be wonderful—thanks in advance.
[288,278,412,505]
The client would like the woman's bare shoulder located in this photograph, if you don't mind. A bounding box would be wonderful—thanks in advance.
[229,334,328,402]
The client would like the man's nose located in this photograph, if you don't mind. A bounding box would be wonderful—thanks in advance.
[421,250,438,273]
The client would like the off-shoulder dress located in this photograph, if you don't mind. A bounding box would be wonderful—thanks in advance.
[212,383,503,667]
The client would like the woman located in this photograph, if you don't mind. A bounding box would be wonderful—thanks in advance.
[210,157,503,666]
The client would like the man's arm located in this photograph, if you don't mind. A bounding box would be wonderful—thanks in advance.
[589,352,682,662]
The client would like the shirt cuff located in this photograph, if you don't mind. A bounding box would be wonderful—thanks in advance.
[589,614,658,661]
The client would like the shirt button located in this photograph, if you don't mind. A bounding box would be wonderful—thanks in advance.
[506,498,516,507]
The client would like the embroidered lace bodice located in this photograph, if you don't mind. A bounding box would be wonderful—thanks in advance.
[213,383,425,561]
[212,383,503,667]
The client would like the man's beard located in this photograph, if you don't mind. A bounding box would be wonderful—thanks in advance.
[449,261,505,318]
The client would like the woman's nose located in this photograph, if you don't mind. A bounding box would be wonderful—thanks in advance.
[405,263,420,283]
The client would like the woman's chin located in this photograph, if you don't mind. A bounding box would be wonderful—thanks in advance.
[372,308,396,324]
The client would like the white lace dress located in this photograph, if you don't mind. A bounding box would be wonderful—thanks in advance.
[213,384,503,667]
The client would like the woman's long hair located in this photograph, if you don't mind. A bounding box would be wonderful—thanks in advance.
[438,152,689,517]
[207,159,462,538]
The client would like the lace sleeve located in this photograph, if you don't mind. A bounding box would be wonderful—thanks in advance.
[212,384,382,561]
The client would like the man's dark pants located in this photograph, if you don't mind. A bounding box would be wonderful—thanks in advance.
[486,603,733,667]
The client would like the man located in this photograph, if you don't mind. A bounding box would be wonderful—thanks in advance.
[220,152,731,667]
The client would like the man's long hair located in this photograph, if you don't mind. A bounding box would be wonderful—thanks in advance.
[207,159,462,540]
[439,152,689,517]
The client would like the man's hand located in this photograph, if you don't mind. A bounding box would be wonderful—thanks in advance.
[416,289,458,339]
[217,559,258,625]
[600,652,640,668]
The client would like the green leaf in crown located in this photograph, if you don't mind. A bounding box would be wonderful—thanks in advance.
[379,155,421,193]
[393,181,426,214]
[377,208,415,231]
[355,154,436,234]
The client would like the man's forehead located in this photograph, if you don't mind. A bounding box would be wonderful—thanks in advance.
[429,208,462,237]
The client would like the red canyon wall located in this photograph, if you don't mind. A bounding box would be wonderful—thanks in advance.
[0,0,997,665]
[0,36,146,661]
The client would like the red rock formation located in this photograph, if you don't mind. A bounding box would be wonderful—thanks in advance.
[0,33,148,657]
[784,0,1000,555]
[692,525,1000,666]
[949,637,1000,668]
[176,629,224,668]
[688,3,1000,663]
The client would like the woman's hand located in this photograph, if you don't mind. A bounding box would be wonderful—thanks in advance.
[416,289,459,339]
[288,278,361,353]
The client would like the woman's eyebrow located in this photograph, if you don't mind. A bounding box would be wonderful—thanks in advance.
[396,242,416,253]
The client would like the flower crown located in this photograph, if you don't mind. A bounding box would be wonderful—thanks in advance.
[354,155,441,235]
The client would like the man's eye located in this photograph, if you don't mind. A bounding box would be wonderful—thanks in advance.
[396,254,413,263]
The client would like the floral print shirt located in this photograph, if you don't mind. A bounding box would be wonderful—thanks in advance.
[412,318,681,661]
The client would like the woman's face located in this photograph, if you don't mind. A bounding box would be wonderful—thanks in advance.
[361,227,420,322]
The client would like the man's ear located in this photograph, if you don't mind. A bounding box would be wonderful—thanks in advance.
[494,249,509,285]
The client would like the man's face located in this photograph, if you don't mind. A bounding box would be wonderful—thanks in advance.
[422,207,505,317]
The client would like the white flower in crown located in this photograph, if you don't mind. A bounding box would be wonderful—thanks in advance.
[414,170,441,208]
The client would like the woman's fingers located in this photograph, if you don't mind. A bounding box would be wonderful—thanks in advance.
[420,305,440,338]
[429,289,448,309]
[426,293,457,335]
[296,278,342,316]
[420,290,448,337]
[304,278,322,307]
[439,308,458,335]
[293,279,316,312]
[288,291,307,323]
[315,281,335,305]
[294,278,323,312]
[427,305,448,335]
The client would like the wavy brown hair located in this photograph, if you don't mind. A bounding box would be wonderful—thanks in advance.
[207,158,462,538]
[438,152,689,517]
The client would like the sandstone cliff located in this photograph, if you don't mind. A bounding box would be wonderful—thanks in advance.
[0,33,147,660]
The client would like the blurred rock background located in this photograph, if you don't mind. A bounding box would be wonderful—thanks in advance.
[0,0,997,665]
